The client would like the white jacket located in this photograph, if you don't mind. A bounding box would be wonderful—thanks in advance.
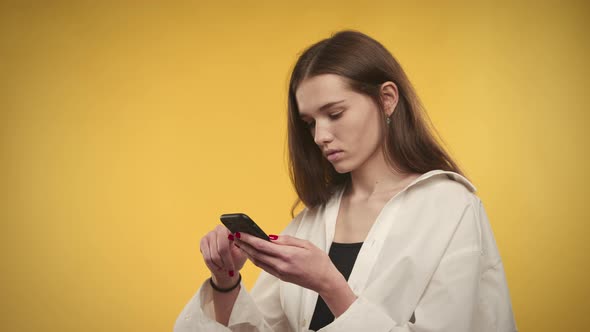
[174,170,517,331]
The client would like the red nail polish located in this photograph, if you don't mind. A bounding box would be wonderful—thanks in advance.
[228,234,234,241]
[235,232,241,239]
[269,234,278,240]
[229,270,235,277]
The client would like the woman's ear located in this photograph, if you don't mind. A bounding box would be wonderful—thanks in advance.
[380,81,399,117]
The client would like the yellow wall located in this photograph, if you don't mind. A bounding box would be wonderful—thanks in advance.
[1,1,588,331]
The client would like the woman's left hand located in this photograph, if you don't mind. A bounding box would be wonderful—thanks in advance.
[234,233,340,294]
[235,232,358,317]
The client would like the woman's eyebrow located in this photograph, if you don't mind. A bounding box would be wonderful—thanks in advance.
[299,100,346,118]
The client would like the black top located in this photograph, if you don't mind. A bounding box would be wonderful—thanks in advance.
[308,242,417,330]
[309,242,363,331]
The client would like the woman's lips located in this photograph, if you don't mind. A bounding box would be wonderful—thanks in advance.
[326,151,343,161]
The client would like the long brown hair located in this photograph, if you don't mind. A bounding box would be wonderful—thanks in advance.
[288,30,464,213]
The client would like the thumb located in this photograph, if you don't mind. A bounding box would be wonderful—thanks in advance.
[230,240,247,265]
[230,240,243,257]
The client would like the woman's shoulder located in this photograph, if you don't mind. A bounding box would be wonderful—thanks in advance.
[405,170,480,206]
[400,171,485,239]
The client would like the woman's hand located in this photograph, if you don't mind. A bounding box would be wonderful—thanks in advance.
[235,233,357,317]
[200,225,247,287]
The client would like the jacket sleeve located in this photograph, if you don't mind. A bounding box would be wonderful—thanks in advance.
[174,212,307,332]
[319,199,517,332]
[173,272,290,332]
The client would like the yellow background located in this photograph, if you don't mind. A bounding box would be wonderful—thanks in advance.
[1,1,588,331]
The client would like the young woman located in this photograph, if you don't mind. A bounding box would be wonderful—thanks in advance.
[175,30,517,332]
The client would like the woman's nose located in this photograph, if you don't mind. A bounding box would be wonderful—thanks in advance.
[313,123,334,146]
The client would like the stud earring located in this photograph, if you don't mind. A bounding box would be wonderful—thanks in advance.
[386,116,391,125]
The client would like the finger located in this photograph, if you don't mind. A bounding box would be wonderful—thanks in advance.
[254,259,281,279]
[236,239,273,265]
[267,234,309,248]
[230,239,245,260]
[208,235,225,270]
[200,236,222,272]
[240,247,281,278]
[216,229,236,277]
[236,232,283,257]
[234,239,259,261]
[237,239,286,271]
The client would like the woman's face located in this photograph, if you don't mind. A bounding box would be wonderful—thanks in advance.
[295,74,387,174]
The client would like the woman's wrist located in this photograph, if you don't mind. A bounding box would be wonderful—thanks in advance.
[318,270,357,317]
[212,273,240,289]
[210,273,241,326]
[210,273,241,292]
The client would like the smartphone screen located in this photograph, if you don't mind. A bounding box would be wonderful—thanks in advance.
[220,213,270,241]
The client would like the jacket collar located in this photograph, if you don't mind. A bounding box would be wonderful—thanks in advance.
[404,169,476,193]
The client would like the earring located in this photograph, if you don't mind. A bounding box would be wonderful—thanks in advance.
[386,116,391,125]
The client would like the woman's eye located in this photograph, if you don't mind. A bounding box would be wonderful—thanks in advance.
[329,111,343,119]
[305,120,315,129]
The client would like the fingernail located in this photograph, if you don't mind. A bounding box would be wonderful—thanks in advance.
[235,232,241,239]
[228,234,234,241]
[269,234,278,240]
[229,270,235,277]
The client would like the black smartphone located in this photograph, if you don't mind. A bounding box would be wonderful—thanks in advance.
[220,213,270,241]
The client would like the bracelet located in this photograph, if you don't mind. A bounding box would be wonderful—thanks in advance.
[209,273,241,293]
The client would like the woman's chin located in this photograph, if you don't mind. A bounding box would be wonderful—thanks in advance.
[331,162,353,174]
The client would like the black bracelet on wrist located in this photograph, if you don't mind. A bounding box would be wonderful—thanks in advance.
[209,273,241,293]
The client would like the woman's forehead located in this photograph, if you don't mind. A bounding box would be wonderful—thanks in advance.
[296,74,353,115]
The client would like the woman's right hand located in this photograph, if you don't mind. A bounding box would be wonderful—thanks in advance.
[200,225,247,287]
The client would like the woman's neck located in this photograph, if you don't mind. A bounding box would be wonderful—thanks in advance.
[347,149,418,200]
